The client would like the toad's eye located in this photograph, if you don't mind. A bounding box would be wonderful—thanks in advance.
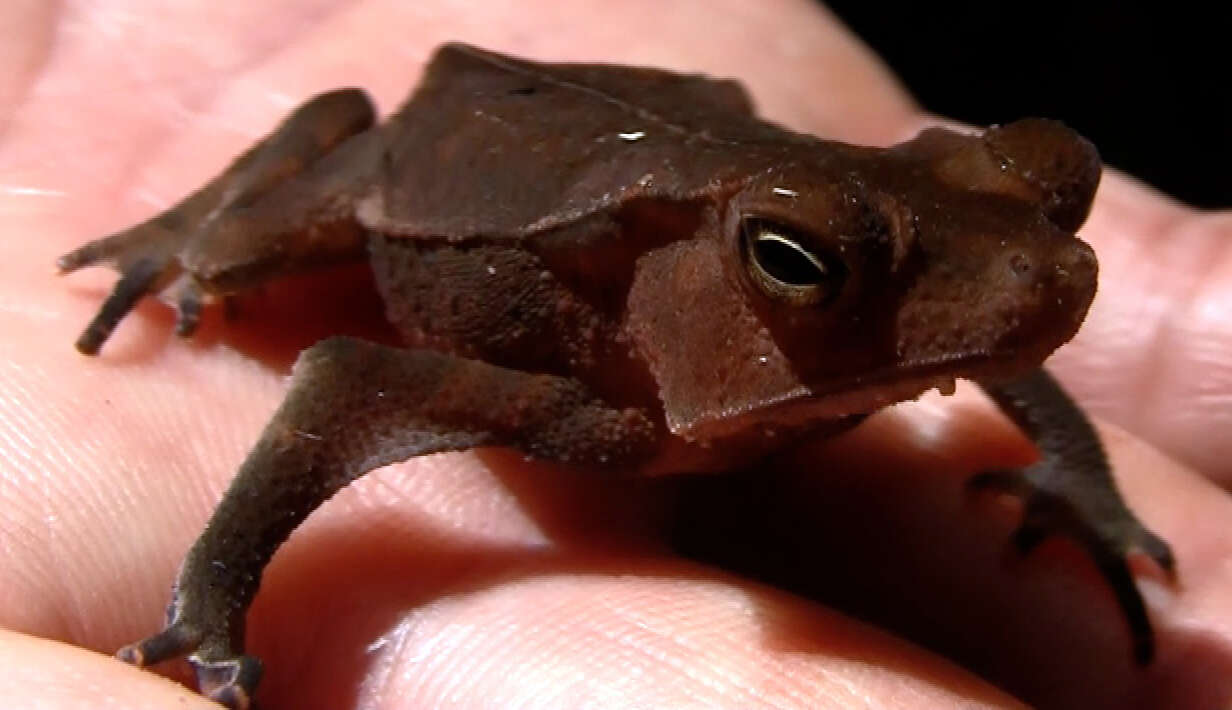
[742,218,847,306]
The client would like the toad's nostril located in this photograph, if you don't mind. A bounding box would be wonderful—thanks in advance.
[1008,239,1096,294]
[1008,252,1033,278]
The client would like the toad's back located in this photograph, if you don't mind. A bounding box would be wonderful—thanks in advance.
[364,43,814,239]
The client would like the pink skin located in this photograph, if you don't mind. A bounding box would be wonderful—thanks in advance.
[2,1,1231,708]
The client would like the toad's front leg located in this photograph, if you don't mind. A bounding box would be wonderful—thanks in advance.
[118,337,657,709]
[973,368,1175,663]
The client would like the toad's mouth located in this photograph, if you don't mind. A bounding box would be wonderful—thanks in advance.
[679,347,1034,442]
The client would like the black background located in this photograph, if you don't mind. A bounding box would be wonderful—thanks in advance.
[825,2,1229,208]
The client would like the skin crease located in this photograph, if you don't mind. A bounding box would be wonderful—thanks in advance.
[1,0,1231,708]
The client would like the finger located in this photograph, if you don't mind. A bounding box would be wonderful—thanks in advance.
[1051,174,1232,483]
[249,554,1025,709]
[0,630,219,710]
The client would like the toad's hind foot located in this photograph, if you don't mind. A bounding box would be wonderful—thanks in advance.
[117,621,262,710]
[58,224,205,354]
[58,87,377,355]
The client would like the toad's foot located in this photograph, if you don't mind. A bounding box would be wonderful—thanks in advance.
[58,220,209,353]
[118,619,261,710]
[115,339,657,707]
[970,463,1174,664]
[976,369,1175,664]
[58,88,376,354]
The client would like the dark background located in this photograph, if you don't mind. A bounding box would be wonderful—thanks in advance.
[825,3,1229,208]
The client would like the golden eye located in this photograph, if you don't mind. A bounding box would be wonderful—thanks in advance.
[742,219,846,306]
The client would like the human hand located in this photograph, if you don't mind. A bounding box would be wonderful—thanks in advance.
[2,1,1230,708]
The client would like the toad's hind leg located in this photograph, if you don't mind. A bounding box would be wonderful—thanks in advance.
[58,88,379,354]
[116,337,657,709]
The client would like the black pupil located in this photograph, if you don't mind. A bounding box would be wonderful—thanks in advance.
[752,234,825,286]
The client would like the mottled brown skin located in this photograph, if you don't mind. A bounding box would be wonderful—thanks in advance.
[57,43,1174,709]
